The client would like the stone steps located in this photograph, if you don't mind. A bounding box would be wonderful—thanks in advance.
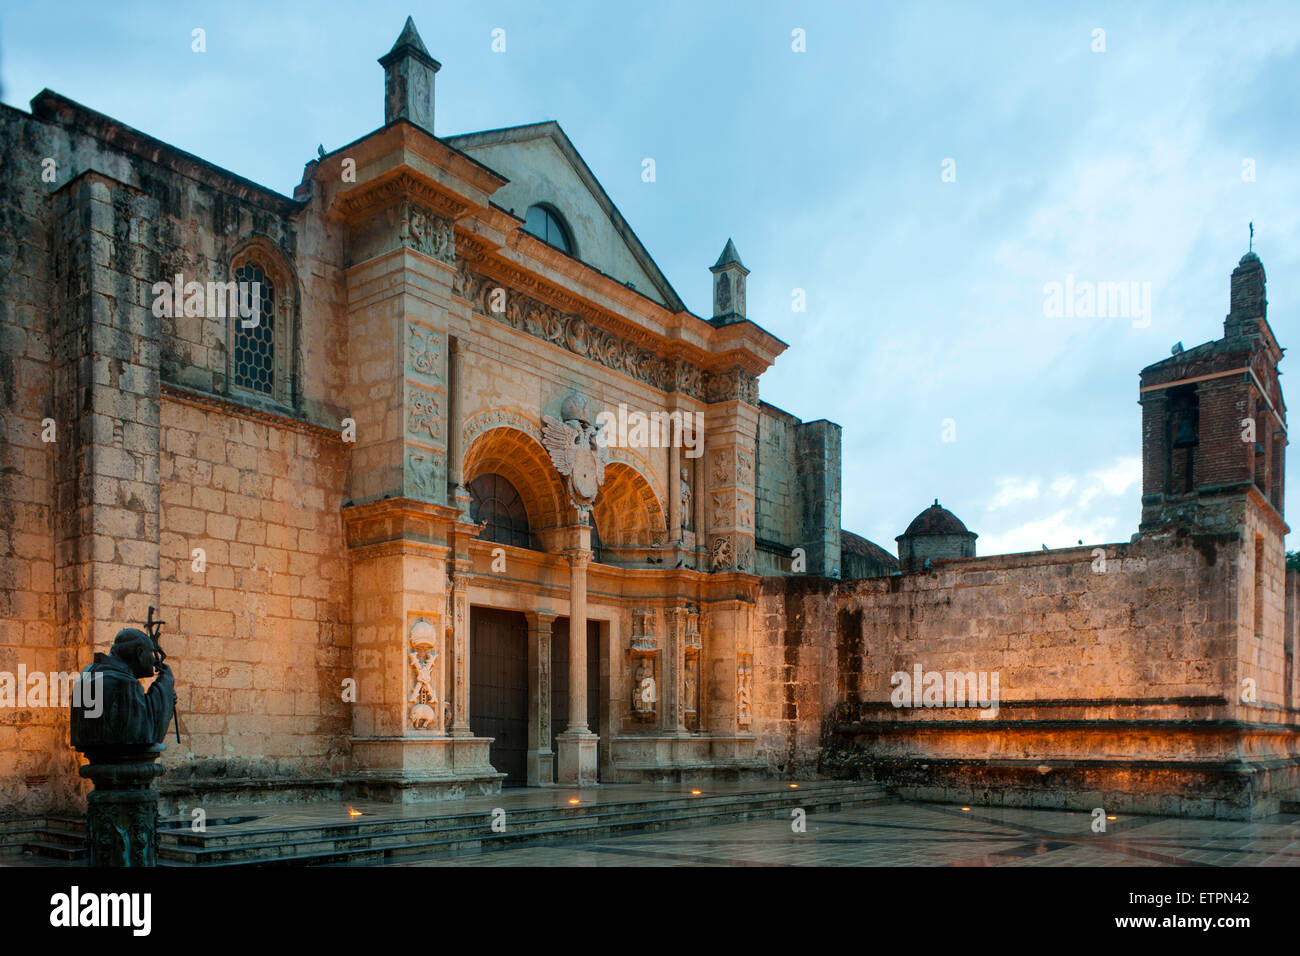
[157,782,891,867]
[0,816,88,863]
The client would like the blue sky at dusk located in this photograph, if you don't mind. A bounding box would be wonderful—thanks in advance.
[4,0,1298,553]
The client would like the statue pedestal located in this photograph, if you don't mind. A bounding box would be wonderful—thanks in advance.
[77,744,165,867]
[556,731,599,786]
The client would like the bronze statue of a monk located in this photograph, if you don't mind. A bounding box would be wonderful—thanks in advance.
[71,627,176,750]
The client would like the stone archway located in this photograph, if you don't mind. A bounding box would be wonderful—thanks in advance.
[463,423,570,541]
[591,461,668,553]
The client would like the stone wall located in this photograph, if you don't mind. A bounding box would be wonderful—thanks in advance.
[755,522,1300,818]
[754,403,842,577]
[0,103,65,816]
[156,396,352,791]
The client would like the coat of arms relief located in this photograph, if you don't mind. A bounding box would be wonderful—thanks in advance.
[541,392,608,523]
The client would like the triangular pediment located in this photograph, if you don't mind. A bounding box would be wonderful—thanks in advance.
[445,121,683,310]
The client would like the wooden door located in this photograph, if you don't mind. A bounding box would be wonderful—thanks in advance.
[469,607,529,786]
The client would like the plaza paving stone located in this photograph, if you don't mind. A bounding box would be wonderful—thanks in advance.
[397,801,1300,867]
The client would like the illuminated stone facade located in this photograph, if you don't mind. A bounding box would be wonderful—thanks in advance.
[0,19,1295,821]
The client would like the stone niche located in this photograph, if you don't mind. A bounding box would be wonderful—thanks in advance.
[684,607,702,731]
[628,608,659,725]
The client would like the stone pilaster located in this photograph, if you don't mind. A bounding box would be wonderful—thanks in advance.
[664,606,687,733]
[51,172,161,657]
[525,611,556,785]
[703,398,760,574]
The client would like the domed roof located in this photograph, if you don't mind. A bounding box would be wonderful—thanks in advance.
[840,530,900,569]
[901,500,973,537]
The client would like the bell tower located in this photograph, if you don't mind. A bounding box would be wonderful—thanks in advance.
[1138,247,1286,533]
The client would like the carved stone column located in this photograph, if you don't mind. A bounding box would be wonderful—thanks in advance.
[80,745,165,867]
[664,606,688,734]
[446,335,469,514]
[669,428,682,542]
[449,572,472,737]
[526,611,556,785]
[557,526,598,785]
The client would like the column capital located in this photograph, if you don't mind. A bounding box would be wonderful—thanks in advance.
[524,610,557,633]
[564,547,592,568]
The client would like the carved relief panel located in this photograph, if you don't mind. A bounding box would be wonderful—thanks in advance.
[736,653,753,729]
[407,615,444,734]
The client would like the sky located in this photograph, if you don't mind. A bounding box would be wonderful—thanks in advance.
[3,0,1298,555]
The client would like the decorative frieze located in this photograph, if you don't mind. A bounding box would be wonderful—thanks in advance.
[400,201,455,263]
[452,259,757,404]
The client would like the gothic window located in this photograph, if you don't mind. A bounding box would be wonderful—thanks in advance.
[589,517,604,564]
[522,204,574,255]
[228,245,294,407]
[469,473,537,550]
[233,262,275,396]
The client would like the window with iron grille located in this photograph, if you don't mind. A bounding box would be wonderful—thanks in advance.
[469,474,537,550]
[232,262,275,396]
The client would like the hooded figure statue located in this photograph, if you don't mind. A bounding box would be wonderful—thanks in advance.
[71,627,175,750]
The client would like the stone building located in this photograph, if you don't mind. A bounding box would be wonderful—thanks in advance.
[895,500,977,572]
[0,18,1296,821]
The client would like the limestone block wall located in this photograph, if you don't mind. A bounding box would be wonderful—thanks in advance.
[0,104,64,816]
[755,527,1300,815]
[157,397,352,783]
[754,404,842,577]
[755,403,800,575]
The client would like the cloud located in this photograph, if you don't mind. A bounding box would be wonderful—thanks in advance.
[987,476,1041,511]
[976,456,1141,553]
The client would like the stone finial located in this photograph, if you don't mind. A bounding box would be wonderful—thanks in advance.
[379,16,441,134]
[710,238,749,325]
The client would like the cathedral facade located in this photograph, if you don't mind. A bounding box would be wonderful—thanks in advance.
[1,19,1296,821]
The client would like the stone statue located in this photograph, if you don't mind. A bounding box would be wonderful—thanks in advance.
[737,658,752,727]
[71,627,175,750]
[680,467,692,530]
[632,658,656,716]
[69,614,179,867]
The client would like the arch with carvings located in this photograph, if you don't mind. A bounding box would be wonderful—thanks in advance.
[462,421,568,539]
[592,461,668,550]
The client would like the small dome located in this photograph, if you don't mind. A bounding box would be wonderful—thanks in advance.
[1239,251,1261,266]
[902,499,972,537]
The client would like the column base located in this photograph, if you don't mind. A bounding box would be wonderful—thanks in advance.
[528,748,556,787]
[347,736,505,802]
[555,731,599,786]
